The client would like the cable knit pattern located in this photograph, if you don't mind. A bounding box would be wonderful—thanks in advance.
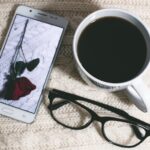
[0,0,150,150]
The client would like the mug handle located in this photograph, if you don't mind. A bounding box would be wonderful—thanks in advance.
[125,27,150,112]
[124,78,150,112]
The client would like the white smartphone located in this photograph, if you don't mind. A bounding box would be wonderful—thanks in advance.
[0,5,68,123]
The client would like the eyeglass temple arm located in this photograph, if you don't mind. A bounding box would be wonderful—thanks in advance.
[49,89,149,125]
[49,100,69,110]
[48,89,147,139]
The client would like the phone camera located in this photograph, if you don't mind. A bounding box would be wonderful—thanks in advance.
[29,10,32,12]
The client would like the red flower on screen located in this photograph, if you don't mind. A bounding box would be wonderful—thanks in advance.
[5,77,36,100]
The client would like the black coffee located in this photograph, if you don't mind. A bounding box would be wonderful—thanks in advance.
[78,17,147,83]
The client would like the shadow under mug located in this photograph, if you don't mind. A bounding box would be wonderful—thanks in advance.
[73,9,150,112]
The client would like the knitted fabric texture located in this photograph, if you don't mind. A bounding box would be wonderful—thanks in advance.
[0,0,150,150]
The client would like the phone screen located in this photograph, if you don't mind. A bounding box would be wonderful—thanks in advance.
[0,15,63,113]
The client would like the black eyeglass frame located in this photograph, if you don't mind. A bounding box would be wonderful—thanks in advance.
[48,89,150,148]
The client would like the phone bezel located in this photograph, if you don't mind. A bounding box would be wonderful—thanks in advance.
[0,5,68,123]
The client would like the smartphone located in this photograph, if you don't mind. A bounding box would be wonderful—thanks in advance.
[0,5,68,123]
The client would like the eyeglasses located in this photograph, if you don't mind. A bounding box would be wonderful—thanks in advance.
[48,89,150,148]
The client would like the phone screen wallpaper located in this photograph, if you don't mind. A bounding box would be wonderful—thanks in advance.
[0,15,63,113]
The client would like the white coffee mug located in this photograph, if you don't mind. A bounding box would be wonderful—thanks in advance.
[73,9,150,112]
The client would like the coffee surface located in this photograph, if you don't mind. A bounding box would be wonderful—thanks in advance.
[78,17,147,83]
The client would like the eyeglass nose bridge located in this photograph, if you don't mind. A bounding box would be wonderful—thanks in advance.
[131,124,146,140]
[93,115,108,124]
